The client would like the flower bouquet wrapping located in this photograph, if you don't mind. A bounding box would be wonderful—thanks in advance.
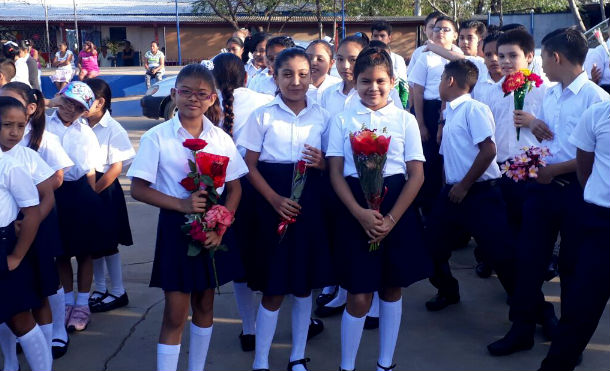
[350,126,391,252]
[502,69,543,141]
[277,159,307,241]
[500,146,551,182]
[180,139,234,293]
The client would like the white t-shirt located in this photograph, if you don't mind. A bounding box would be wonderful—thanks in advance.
[539,72,610,164]
[307,74,342,104]
[20,123,74,172]
[90,111,136,173]
[326,99,425,178]
[5,145,54,185]
[127,115,247,198]
[247,69,277,96]
[440,94,501,184]
[12,57,31,87]
[408,51,451,100]
[569,102,610,208]
[0,152,39,228]
[237,95,330,163]
[584,41,610,86]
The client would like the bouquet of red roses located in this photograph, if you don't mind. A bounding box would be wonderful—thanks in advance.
[500,146,551,182]
[180,139,234,293]
[502,68,543,141]
[350,126,391,252]
[277,159,307,241]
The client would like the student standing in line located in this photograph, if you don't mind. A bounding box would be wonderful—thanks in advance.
[305,40,342,104]
[243,33,270,81]
[248,36,295,96]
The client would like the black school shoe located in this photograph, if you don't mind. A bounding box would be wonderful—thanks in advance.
[316,293,335,307]
[307,318,324,340]
[287,358,310,371]
[314,303,345,318]
[52,338,70,359]
[88,290,108,306]
[89,291,129,313]
[487,322,535,356]
[239,331,255,352]
[425,292,460,311]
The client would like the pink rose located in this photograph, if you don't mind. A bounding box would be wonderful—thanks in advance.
[204,205,234,237]
[189,221,207,243]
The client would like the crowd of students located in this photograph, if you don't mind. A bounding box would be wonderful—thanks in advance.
[0,15,608,371]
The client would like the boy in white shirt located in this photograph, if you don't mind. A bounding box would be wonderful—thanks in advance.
[583,28,610,94]
[371,21,408,83]
[424,60,515,312]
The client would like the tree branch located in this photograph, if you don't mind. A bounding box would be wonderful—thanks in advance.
[424,0,449,17]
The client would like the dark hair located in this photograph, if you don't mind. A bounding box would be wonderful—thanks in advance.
[499,23,527,32]
[541,26,588,65]
[0,96,27,119]
[353,47,393,80]
[84,78,112,115]
[482,30,503,51]
[273,47,311,78]
[307,39,334,59]
[486,24,500,34]
[266,36,296,54]
[226,37,244,51]
[371,20,392,35]
[435,16,458,33]
[243,32,270,64]
[0,82,45,151]
[497,29,535,55]
[460,20,486,38]
[151,40,159,46]
[3,41,19,59]
[175,64,222,125]
[18,39,31,51]
[212,53,246,136]
[368,40,389,50]
[443,59,479,92]
[338,34,369,50]
[0,58,16,82]
[424,11,443,25]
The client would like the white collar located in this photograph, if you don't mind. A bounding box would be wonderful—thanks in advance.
[550,72,588,97]
[353,98,396,115]
[267,94,317,117]
[447,94,472,110]
[92,110,112,128]
[170,114,213,138]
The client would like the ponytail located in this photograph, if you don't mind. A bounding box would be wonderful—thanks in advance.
[221,87,235,136]
[0,82,45,151]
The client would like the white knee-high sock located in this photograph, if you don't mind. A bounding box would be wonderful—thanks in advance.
[92,257,107,294]
[48,287,68,344]
[233,282,257,335]
[188,323,212,371]
[105,253,125,297]
[157,343,181,371]
[0,323,19,371]
[39,323,53,354]
[340,310,366,371]
[368,292,380,318]
[252,304,279,370]
[326,286,348,308]
[290,295,312,371]
[377,298,402,371]
[19,325,52,371]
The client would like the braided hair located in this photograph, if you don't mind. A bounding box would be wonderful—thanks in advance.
[211,53,246,136]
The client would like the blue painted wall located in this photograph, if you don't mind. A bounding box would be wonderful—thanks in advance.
[42,74,151,99]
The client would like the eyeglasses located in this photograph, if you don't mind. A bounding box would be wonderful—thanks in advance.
[433,27,454,33]
[175,88,215,101]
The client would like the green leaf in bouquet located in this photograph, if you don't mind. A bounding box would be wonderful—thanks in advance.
[187,242,202,256]
[181,223,192,234]
[188,159,197,173]
[208,191,219,205]
[200,175,214,187]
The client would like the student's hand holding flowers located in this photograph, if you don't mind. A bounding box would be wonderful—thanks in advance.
[356,207,388,242]
[181,189,208,213]
[513,110,536,129]
[535,165,555,184]
[271,194,301,221]
[204,231,222,249]
[302,144,325,170]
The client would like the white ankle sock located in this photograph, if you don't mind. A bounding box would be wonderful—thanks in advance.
[289,295,312,371]
[39,323,53,352]
[0,323,19,371]
[377,298,402,371]
[368,292,380,318]
[233,282,257,335]
[49,287,68,344]
[92,257,107,294]
[326,287,348,308]
[321,285,336,295]
[188,323,213,371]
[340,310,366,371]
[64,290,75,306]
[19,325,52,371]
[252,304,279,370]
[76,292,89,307]
[157,343,181,371]
[105,253,126,298]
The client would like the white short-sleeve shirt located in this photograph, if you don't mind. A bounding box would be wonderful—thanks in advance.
[245,60,262,81]
[0,152,39,228]
[408,51,451,100]
[569,102,610,208]
[5,145,54,185]
[539,72,610,164]
[307,74,342,104]
[20,123,74,173]
[407,44,463,89]
[326,99,425,178]
[440,94,501,184]
[90,111,136,173]
[45,111,103,181]
[247,69,277,96]
[126,115,248,198]
[584,41,610,86]
[320,82,403,118]
[390,51,408,82]
[237,95,330,163]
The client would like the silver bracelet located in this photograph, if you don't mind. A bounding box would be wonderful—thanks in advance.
[387,213,396,225]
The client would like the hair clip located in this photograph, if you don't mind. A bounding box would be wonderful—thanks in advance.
[354,32,363,37]
[200,60,214,70]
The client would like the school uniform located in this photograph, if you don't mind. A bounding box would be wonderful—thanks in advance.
[0,152,41,323]
[306,74,342,104]
[326,99,432,294]
[508,72,610,326]
[20,123,74,173]
[236,95,335,296]
[245,60,262,81]
[427,94,515,298]
[407,44,462,86]
[247,68,277,96]
[390,51,408,83]
[584,40,610,93]
[91,111,136,255]
[320,81,403,118]
[45,111,106,257]
[539,102,610,371]
[126,114,248,292]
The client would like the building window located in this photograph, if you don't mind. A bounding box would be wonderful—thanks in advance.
[109,27,127,41]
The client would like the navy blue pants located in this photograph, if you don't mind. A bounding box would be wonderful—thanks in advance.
[539,202,609,371]
[418,99,444,217]
[509,174,584,323]
[426,180,516,296]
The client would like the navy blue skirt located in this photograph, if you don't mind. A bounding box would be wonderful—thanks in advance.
[30,207,61,297]
[336,175,433,294]
[150,208,244,293]
[0,222,43,323]
[94,172,133,257]
[54,176,107,257]
[247,162,335,296]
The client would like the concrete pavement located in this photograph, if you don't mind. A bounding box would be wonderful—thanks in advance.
[7,117,609,371]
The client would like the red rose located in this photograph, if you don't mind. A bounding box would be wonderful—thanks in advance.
[350,129,378,155]
[296,160,307,175]
[375,135,391,155]
[183,139,208,151]
[179,177,197,192]
[196,152,230,188]
[189,220,207,243]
